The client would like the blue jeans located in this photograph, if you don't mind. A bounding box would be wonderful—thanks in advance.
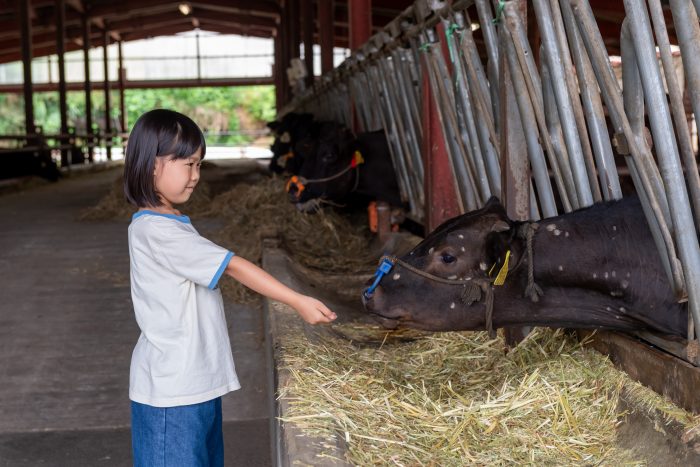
[131,398,223,467]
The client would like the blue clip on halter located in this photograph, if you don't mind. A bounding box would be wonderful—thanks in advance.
[363,257,395,299]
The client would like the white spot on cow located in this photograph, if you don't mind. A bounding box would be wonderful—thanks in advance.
[392,273,401,280]
[428,247,434,254]
[621,280,629,289]
[558,265,564,271]
[612,225,617,231]
[593,273,598,279]
[546,224,557,231]
[554,229,562,236]
[447,275,458,280]
[604,272,609,279]
[450,302,456,309]
[619,307,626,313]
[479,262,488,271]
[565,231,570,238]
[461,247,466,252]
[611,271,616,278]
[458,234,464,239]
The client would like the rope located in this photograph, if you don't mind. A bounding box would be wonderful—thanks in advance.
[519,223,543,302]
[492,0,506,24]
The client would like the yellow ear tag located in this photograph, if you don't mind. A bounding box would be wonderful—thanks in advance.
[351,150,365,168]
[493,250,511,286]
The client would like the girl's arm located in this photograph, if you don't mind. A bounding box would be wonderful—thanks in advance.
[224,255,337,324]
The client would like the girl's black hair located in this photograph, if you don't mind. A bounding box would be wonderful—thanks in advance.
[123,109,206,207]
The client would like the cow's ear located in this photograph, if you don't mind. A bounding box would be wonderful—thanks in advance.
[490,220,510,233]
[484,196,502,209]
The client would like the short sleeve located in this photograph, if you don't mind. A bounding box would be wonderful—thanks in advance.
[145,220,234,289]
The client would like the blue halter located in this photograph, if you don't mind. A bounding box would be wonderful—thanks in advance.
[363,257,395,299]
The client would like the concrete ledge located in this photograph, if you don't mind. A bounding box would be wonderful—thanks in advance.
[262,240,351,466]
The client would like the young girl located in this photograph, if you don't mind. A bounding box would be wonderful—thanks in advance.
[123,109,336,466]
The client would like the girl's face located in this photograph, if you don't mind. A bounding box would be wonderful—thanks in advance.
[153,148,202,208]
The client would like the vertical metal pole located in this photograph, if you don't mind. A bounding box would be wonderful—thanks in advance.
[19,0,35,139]
[319,0,334,74]
[499,0,532,346]
[273,29,284,110]
[532,0,594,207]
[421,52,462,231]
[102,26,112,160]
[626,0,700,339]
[81,13,93,162]
[56,0,69,166]
[301,0,313,87]
[349,0,371,133]
[195,30,201,82]
[118,41,126,133]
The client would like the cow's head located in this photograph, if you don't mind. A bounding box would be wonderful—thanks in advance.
[287,122,356,209]
[362,197,522,331]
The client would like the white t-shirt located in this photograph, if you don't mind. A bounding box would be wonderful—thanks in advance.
[127,210,240,407]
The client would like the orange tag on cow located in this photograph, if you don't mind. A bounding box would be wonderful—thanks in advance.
[350,150,365,168]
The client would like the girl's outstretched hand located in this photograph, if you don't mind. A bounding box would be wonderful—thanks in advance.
[292,295,337,324]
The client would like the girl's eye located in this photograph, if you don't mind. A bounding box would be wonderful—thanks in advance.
[441,254,456,264]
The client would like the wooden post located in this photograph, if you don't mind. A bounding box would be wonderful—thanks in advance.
[301,0,313,87]
[81,13,93,162]
[102,26,112,160]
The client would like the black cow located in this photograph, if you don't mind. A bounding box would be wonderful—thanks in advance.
[267,112,315,175]
[1,148,61,181]
[287,128,404,213]
[363,196,688,338]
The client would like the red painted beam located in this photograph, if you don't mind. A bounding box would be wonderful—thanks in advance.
[348,0,372,51]
[420,52,461,232]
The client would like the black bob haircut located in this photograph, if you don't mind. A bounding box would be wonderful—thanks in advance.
[123,109,206,207]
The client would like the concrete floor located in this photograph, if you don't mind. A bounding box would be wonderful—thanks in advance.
[0,168,272,466]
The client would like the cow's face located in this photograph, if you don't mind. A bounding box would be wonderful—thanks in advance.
[288,123,355,207]
[363,198,515,331]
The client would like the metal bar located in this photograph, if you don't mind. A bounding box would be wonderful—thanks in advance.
[421,48,463,229]
[504,29,558,218]
[666,0,700,224]
[474,0,500,132]
[504,4,576,212]
[549,0,602,203]
[19,0,34,139]
[103,25,112,161]
[117,41,126,133]
[442,18,492,200]
[81,13,93,162]
[423,30,478,210]
[532,0,594,207]
[499,0,530,221]
[625,0,700,339]
[504,4,579,210]
[559,0,621,201]
[56,0,68,166]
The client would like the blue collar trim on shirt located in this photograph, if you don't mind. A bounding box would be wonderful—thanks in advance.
[132,210,192,224]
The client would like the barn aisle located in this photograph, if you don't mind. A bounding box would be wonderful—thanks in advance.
[0,168,272,466]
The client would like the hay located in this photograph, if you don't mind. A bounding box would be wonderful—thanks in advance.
[78,173,213,221]
[277,327,662,465]
[206,176,375,304]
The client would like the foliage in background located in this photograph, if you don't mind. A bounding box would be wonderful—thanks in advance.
[0,86,275,145]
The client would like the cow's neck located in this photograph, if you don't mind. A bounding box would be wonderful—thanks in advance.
[492,203,687,337]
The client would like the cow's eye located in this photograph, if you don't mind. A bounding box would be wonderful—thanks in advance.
[441,254,456,264]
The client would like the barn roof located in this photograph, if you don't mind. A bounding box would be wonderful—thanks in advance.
[0,1,663,65]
